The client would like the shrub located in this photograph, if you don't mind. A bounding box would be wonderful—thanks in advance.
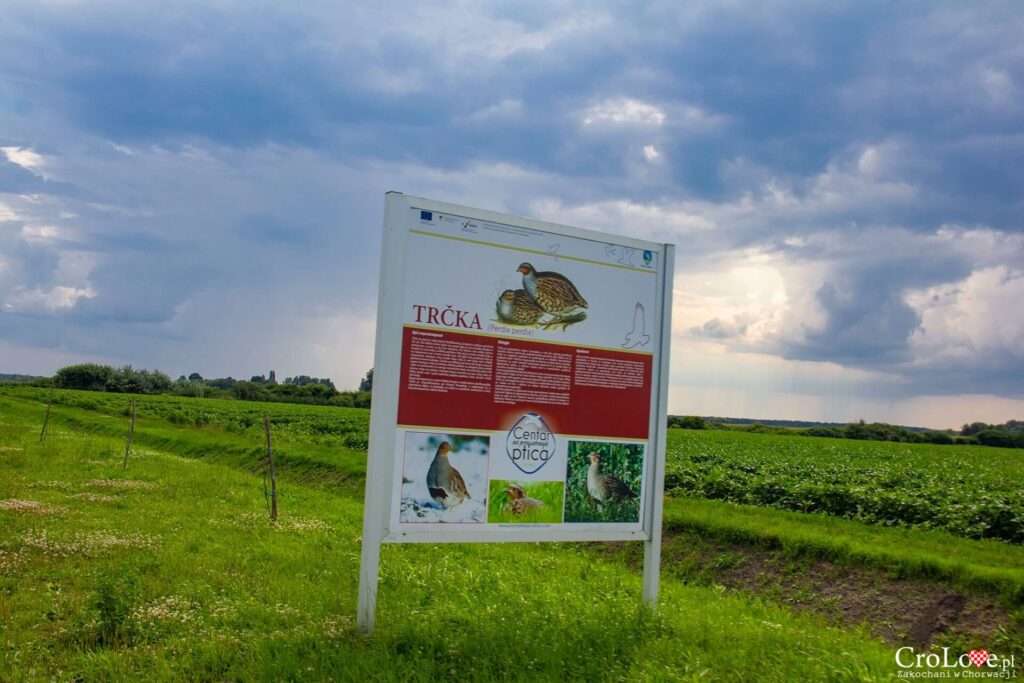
[55,364,113,391]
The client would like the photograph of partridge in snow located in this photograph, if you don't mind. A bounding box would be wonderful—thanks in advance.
[495,288,544,326]
[426,441,470,510]
[399,434,489,524]
[516,262,588,330]
[563,442,643,523]
[486,479,565,524]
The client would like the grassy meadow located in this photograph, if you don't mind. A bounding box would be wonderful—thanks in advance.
[1,386,1022,680]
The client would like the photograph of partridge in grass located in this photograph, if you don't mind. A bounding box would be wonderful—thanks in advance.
[486,480,565,524]
[564,442,643,523]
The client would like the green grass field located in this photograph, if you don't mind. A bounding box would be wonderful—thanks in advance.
[1,387,1022,680]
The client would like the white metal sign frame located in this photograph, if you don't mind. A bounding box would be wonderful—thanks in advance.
[358,192,675,632]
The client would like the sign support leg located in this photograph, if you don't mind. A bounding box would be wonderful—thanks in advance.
[357,194,404,635]
[643,243,674,606]
[642,531,662,603]
[357,524,382,633]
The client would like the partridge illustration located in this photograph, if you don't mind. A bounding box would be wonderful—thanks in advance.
[586,451,638,504]
[517,262,588,318]
[496,289,544,325]
[426,441,470,509]
[502,484,545,515]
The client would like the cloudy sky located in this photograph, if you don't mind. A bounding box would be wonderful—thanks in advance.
[1,1,1022,428]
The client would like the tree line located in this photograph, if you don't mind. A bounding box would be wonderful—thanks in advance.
[45,364,373,408]
[668,415,1024,449]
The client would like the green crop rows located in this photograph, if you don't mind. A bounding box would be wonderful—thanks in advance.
[664,429,1024,543]
[6,385,370,450]
[7,386,1024,544]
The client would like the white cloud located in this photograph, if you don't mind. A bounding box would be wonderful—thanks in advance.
[908,265,1024,369]
[20,224,61,242]
[642,144,660,161]
[3,285,95,313]
[583,98,666,126]
[0,203,18,221]
[1,146,47,177]
[109,142,136,156]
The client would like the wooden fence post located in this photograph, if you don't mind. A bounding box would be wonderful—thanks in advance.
[122,399,136,468]
[39,387,54,444]
[262,412,278,522]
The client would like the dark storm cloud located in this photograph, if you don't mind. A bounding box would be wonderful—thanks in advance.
[0,0,1021,399]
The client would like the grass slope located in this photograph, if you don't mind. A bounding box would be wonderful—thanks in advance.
[0,395,900,680]
[663,497,1024,607]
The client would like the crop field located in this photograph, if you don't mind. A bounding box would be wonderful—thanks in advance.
[665,428,1024,543]
[2,385,371,448]
[1,386,1023,680]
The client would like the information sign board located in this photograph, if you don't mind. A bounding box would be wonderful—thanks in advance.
[358,193,674,631]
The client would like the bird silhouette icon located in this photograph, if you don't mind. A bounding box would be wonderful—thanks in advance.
[622,302,651,349]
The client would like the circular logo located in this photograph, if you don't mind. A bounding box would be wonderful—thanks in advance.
[506,412,555,475]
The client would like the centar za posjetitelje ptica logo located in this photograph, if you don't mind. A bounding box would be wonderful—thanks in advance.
[507,412,555,475]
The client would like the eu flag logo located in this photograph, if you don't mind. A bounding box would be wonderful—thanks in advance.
[420,211,433,221]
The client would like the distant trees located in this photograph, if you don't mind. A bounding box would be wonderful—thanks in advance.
[665,414,1015,447]
[819,420,957,445]
[962,421,1024,435]
[55,364,171,394]
[54,364,113,392]
[48,363,371,408]
[284,375,336,389]
[960,421,1024,448]
[359,369,373,393]
[668,415,705,430]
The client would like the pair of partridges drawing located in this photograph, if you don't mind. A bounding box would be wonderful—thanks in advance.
[496,262,588,330]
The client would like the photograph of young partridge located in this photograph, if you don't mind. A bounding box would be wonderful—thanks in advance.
[495,289,544,325]
[426,441,470,510]
[586,451,638,506]
[502,484,545,515]
[516,262,588,329]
